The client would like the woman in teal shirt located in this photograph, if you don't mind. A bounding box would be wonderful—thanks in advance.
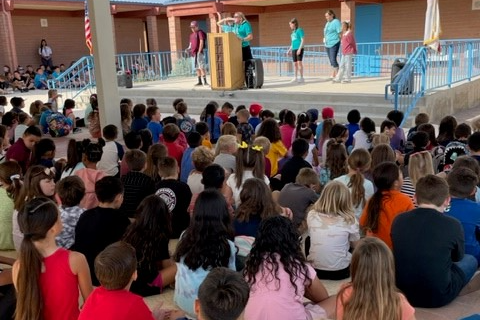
[233,12,253,61]
[287,18,305,83]
[324,10,342,79]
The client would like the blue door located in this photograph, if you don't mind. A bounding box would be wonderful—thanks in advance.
[355,4,382,76]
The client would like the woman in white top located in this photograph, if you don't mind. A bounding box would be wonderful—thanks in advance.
[225,143,269,207]
[39,39,53,69]
[334,148,374,218]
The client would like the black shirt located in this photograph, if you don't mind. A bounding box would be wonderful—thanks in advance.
[72,207,130,286]
[280,156,312,185]
[391,207,466,308]
[155,179,192,238]
[120,171,155,218]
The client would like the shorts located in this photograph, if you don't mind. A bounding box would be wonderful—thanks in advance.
[194,52,206,69]
[292,48,304,62]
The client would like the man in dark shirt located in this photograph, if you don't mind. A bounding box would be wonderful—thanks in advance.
[72,176,130,286]
[391,175,479,308]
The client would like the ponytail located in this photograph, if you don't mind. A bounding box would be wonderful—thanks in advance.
[15,197,58,320]
[349,171,366,208]
[234,144,265,188]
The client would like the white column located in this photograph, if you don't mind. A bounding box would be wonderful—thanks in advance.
[87,0,121,131]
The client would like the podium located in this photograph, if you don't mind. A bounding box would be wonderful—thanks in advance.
[208,33,244,90]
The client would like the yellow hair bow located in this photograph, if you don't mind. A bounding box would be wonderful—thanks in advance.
[252,145,263,152]
[238,141,248,149]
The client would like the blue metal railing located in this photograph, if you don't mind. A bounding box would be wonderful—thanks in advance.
[47,56,95,99]
[385,39,480,127]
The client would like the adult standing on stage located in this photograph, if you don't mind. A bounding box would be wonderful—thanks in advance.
[38,39,54,70]
[287,18,305,83]
[186,21,208,87]
[323,10,342,79]
[233,12,253,61]
[216,12,235,33]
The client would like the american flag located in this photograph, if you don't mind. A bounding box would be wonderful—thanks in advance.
[85,0,93,55]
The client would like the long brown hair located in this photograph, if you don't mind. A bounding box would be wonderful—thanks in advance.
[0,161,22,200]
[325,141,348,180]
[235,178,281,222]
[337,237,402,320]
[234,145,265,188]
[14,165,55,211]
[364,162,399,233]
[15,197,59,320]
[347,149,371,208]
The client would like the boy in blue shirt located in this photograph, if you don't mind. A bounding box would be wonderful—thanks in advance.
[446,167,480,264]
[146,106,163,143]
[34,67,48,89]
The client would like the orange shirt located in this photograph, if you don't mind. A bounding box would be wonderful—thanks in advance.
[202,138,213,149]
[360,190,414,248]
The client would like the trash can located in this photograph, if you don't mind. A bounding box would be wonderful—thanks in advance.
[125,73,133,89]
[390,58,414,95]
[117,71,126,87]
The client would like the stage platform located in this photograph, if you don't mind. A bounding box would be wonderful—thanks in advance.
[118,75,410,125]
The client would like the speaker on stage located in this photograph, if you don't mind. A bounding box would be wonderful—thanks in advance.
[208,33,244,90]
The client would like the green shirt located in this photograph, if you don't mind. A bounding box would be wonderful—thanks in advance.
[291,28,305,50]
[235,20,252,47]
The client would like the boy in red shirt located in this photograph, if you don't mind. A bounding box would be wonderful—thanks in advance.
[79,241,183,320]
[6,125,41,173]
[163,123,186,166]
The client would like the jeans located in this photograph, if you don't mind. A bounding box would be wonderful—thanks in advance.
[336,54,353,81]
[454,254,478,286]
[326,41,340,68]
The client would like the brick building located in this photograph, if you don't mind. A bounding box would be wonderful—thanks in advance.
[0,0,479,70]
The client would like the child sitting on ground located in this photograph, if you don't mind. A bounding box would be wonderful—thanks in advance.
[131,104,148,132]
[195,121,213,150]
[280,138,312,185]
[120,131,142,176]
[236,109,255,143]
[146,106,163,143]
[156,157,192,238]
[56,176,86,249]
[214,134,238,174]
[120,149,155,219]
[162,123,186,166]
[194,267,249,320]
[78,241,183,320]
[180,132,202,183]
[14,112,31,142]
[97,125,125,177]
[72,176,130,286]
[6,125,42,174]
[187,146,215,195]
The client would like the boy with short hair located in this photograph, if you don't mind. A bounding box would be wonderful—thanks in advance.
[277,167,319,231]
[446,167,480,264]
[14,112,31,142]
[280,138,312,185]
[194,267,249,320]
[402,131,429,166]
[146,106,163,143]
[56,176,86,249]
[120,149,155,218]
[9,96,25,114]
[156,157,192,238]
[236,109,254,143]
[216,102,234,123]
[34,67,48,89]
[392,174,480,308]
[6,125,41,173]
[79,241,183,320]
[248,103,262,130]
[72,176,130,286]
[131,104,148,132]
[180,131,202,183]
[98,124,124,177]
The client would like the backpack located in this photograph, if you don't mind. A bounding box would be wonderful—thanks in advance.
[442,141,469,171]
[46,112,71,137]
[431,145,446,174]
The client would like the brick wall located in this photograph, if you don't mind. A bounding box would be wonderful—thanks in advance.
[156,18,171,51]
[12,14,90,68]
[114,18,146,53]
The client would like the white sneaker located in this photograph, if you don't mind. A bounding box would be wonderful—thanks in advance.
[341,80,351,84]
[290,78,298,83]
[297,78,305,83]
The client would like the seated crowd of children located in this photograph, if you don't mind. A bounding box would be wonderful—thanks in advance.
[2,96,480,320]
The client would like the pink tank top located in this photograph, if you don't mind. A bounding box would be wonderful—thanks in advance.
[40,248,80,320]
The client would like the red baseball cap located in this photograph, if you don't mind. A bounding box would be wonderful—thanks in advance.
[321,106,334,119]
[249,103,263,116]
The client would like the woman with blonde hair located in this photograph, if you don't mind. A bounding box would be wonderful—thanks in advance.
[336,237,415,320]
[233,12,253,61]
[401,151,434,204]
[307,181,360,280]
[335,149,374,218]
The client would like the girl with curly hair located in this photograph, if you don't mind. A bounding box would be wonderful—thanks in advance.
[243,216,335,319]
[122,195,175,296]
[173,189,236,318]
